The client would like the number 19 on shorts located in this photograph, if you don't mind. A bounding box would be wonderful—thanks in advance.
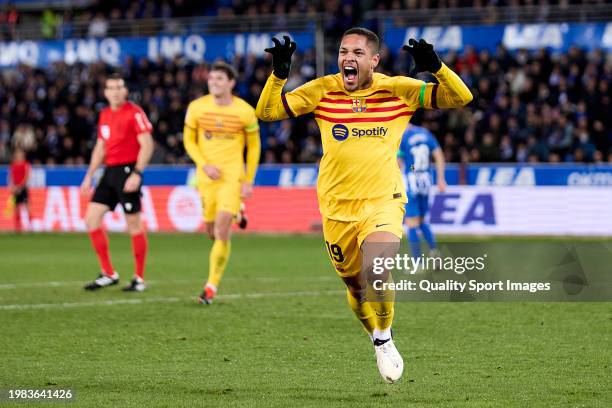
[325,241,345,263]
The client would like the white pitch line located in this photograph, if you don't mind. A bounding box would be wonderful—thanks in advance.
[0,289,344,311]
[0,280,193,290]
[0,276,336,290]
[0,281,83,290]
[0,297,182,311]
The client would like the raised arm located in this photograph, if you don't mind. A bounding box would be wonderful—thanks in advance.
[256,36,296,122]
[256,73,291,122]
[431,64,473,108]
[256,36,324,122]
[402,39,473,108]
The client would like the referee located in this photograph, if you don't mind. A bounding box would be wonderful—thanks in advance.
[8,148,31,232]
[81,73,154,292]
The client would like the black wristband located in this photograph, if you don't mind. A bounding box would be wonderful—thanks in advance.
[132,168,143,177]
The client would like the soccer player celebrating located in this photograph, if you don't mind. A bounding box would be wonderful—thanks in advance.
[399,124,446,259]
[256,30,472,382]
[81,74,154,292]
[183,62,261,305]
[8,148,31,232]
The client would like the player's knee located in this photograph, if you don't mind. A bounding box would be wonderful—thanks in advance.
[85,211,101,230]
[85,219,98,231]
[214,223,231,241]
[214,212,233,240]
[347,285,366,302]
[127,225,142,236]
[125,214,143,235]
[342,276,366,300]
[206,223,215,240]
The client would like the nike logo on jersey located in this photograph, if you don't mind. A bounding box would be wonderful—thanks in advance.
[375,223,390,228]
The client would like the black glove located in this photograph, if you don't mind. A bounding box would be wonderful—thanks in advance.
[402,39,442,74]
[264,35,296,80]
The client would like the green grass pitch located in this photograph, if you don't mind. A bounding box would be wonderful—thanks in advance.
[0,233,610,407]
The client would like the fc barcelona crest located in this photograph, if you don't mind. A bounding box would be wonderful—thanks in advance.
[352,98,367,113]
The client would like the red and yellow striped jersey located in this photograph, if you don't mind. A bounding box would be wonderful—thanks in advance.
[281,72,439,221]
[184,95,259,184]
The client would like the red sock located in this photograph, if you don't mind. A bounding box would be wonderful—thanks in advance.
[88,228,114,276]
[14,207,21,232]
[131,232,148,280]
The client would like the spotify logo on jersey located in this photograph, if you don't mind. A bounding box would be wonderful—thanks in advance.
[331,124,349,141]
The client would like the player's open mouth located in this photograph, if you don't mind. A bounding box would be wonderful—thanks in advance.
[343,66,358,84]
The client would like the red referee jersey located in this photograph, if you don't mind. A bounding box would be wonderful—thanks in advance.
[98,101,153,166]
[10,160,30,186]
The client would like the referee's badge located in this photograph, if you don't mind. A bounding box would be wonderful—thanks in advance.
[101,125,110,140]
[352,98,367,113]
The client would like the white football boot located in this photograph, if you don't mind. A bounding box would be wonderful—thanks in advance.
[374,337,404,383]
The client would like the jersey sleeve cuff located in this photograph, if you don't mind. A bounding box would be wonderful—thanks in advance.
[281,94,295,118]
[271,72,288,83]
[245,123,259,133]
[431,84,439,109]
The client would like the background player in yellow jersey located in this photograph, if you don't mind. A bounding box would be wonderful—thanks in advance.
[256,29,472,383]
[183,61,261,304]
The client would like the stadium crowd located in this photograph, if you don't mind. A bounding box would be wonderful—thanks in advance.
[2,0,607,42]
[404,46,612,164]
[1,42,610,166]
[0,49,318,165]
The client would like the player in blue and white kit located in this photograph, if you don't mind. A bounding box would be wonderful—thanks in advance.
[398,124,446,258]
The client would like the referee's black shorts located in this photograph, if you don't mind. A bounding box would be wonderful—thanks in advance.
[14,187,29,204]
[91,163,142,214]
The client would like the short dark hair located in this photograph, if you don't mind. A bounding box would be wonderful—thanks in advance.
[342,27,380,53]
[210,61,238,81]
[105,73,125,86]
